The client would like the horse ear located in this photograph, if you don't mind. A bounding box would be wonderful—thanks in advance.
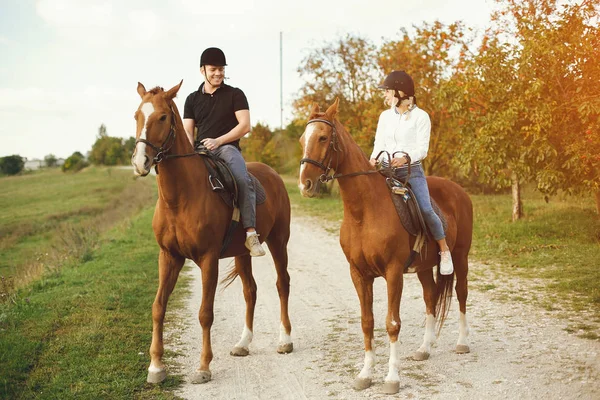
[137,82,147,98]
[325,98,339,119]
[165,79,183,101]
[310,103,320,118]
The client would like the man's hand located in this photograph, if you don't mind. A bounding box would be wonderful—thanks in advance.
[390,156,408,168]
[201,138,222,151]
[369,158,377,167]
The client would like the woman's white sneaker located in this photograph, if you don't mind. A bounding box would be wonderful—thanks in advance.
[439,250,454,275]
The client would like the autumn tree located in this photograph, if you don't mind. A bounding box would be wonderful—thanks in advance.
[293,34,382,153]
[379,21,472,177]
[456,0,600,218]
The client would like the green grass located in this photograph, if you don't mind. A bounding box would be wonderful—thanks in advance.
[0,207,185,399]
[284,176,600,316]
[0,167,155,284]
[470,189,600,309]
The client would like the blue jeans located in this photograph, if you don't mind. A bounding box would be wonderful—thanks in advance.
[394,164,445,240]
[212,145,256,229]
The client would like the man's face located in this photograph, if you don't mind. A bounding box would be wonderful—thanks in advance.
[202,65,225,87]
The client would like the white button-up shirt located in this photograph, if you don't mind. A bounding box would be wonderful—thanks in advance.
[370,105,432,163]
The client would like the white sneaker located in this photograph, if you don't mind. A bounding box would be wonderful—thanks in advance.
[439,250,454,275]
[245,233,266,257]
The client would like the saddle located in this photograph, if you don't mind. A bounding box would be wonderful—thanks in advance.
[195,145,267,256]
[195,145,266,208]
[375,151,447,272]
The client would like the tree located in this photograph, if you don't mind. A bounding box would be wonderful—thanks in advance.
[62,151,88,172]
[0,155,25,175]
[293,34,382,153]
[379,21,472,177]
[44,154,58,168]
[455,0,600,219]
[88,124,131,166]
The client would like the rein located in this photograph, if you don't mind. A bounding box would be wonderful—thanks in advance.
[300,118,384,183]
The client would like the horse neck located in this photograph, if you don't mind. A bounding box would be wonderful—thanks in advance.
[333,121,388,217]
[155,104,208,207]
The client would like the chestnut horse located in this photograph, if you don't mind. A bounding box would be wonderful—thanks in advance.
[132,81,293,384]
[298,99,473,394]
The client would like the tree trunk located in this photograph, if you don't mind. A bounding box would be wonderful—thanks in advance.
[511,171,523,221]
[595,189,600,215]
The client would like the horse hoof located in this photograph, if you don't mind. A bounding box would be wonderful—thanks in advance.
[353,377,372,391]
[147,369,167,384]
[456,344,470,354]
[382,381,400,394]
[230,346,249,357]
[277,342,294,354]
[190,370,212,384]
[413,351,430,361]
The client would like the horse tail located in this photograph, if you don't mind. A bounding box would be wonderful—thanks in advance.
[435,270,454,335]
[220,261,239,289]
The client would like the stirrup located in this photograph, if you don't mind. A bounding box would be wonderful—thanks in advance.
[209,174,224,191]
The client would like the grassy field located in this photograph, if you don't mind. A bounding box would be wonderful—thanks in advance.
[283,176,600,324]
[1,169,598,399]
[0,168,187,399]
[0,168,155,290]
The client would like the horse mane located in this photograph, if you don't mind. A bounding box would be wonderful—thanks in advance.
[148,86,165,95]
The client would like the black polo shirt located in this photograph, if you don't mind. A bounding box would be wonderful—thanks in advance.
[183,82,249,150]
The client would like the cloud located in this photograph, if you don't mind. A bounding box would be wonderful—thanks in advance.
[36,0,113,28]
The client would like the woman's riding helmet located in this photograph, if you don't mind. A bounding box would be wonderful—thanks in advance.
[379,70,414,95]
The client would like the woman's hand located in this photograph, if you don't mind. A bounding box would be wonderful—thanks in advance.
[369,158,377,167]
[390,156,408,168]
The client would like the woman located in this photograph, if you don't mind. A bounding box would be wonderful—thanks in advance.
[369,70,453,275]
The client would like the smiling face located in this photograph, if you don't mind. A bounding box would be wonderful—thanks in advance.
[201,65,225,88]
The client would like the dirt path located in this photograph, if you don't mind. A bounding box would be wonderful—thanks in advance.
[168,216,599,399]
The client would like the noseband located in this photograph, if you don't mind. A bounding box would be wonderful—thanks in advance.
[299,118,340,183]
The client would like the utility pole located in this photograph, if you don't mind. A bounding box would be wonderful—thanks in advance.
[280,31,283,131]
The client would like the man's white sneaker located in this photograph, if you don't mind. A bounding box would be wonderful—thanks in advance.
[439,250,454,275]
[245,234,266,257]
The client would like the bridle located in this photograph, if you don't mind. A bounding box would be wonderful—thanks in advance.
[134,104,197,165]
[300,118,380,183]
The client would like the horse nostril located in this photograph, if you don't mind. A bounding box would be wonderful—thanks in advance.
[305,179,312,191]
[144,155,151,169]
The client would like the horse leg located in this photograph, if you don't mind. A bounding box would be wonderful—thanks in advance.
[350,267,376,391]
[414,269,437,361]
[266,238,293,354]
[454,252,470,354]
[147,250,185,383]
[382,269,404,394]
[230,254,256,357]
[190,255,219,384]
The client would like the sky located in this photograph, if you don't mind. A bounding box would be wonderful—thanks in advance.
[0,0,497,160]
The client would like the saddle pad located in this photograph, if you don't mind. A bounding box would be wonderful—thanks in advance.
[216,173,266,208]
[389,191,447,237]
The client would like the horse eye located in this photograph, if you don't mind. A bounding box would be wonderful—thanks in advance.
[319,136,328,142]
[159,114,167,122]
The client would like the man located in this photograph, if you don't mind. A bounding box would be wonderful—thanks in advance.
[183,47,265,257]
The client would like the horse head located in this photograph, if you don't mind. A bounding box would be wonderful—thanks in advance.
[132,80,183,176]
[298,98,342,197]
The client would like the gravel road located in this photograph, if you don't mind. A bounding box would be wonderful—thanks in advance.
[165,216,599,400]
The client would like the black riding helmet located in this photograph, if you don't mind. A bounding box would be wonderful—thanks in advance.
[200,47,227,67]
[378,70,414,95]
[379,70,416,105]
